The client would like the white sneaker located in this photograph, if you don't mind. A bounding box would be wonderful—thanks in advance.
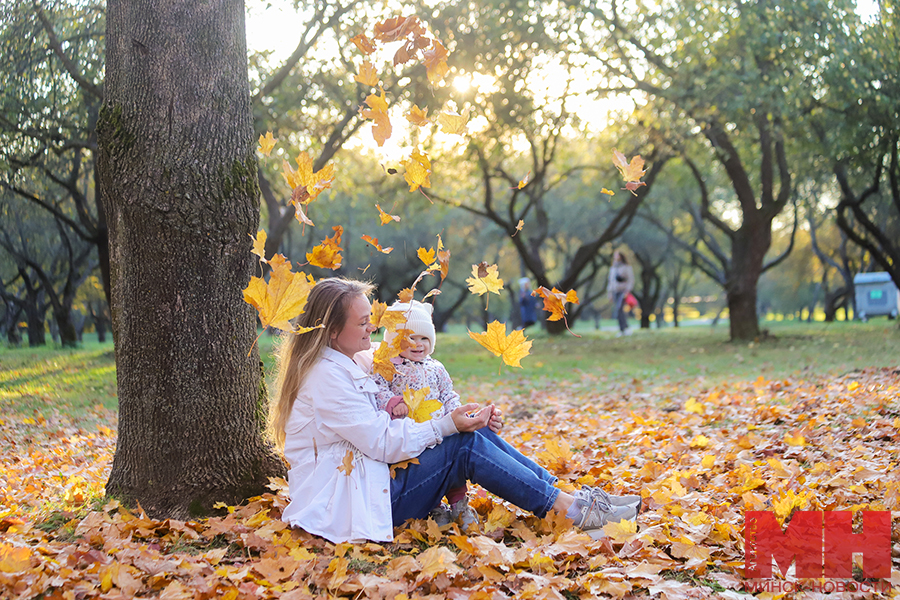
[586,487,642,512]
[571,489,637,540]
[624,328,633,336]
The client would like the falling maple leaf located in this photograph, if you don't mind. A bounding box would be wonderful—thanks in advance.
[417,246,436,266]
[613,149,647,196]
[242,255,316,331]
[403,148,431,191]
[532,286,579,322]
[281,152,336,203]
[307,226,343,270]
[402,387,442,423]
[370,300,407,331]
[360,86,392,146]
[354,60,379,87]
[351,32,376,54]
[373,15,425,44]
[361,235,393,254]
[468,321,532,368]
[376,203,401,225]
[422,39,449,84]
[466,262,504,297]
[436,248,450,281]
[406,105,430,126]
[398,287,414,303]
[257,131,276,157]
[293,201,314,227]
[438,107,470,135]
[372,341,400,382]
[250,230,267,261]
[600,188,615,196]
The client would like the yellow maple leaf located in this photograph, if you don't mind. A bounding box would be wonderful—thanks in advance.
[418,246,436,266]
[242,255,316,331]
[484,504,515,532]
[370,300,407,331]
[784,430,805,446]
[684,397,705,414]
[306,226,343,270]
[354,60,379,87]
[531,286,579,322]
[250,230,267,261]
[293,202,314,227]
[438,107,470,135]
[351,32,376,54]
[600,188,615,196]
[281,152,336,203]
[613,149,647,196]
[422,39,449,84]
[602,518,638,543]
[536,437,574,472]
[397,287,414,303]
[361,234,393,254]
[406,104,430,127]
[257,131,276,157]
[466,262,504,296]
[337,449,354,476]
[437,248,450,281]
[690,434,710,448]
[403,148,431,191]
[468,321,532,368]
[514,220,525,236]
[360,86,392,146]
[376,203,400,225]
[373,340,400,381]
[701,455,716,468]
[402,387,442,423]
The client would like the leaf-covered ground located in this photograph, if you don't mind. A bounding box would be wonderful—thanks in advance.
[2,366,900,599]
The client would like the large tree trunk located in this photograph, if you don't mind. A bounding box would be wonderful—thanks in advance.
[98,0,284,519]
[725,225,770,340]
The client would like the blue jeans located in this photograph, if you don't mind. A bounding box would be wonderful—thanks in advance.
[390,428,559,526]
[613,291,629,332]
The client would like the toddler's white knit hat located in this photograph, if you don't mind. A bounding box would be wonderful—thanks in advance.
[382,300,436,354]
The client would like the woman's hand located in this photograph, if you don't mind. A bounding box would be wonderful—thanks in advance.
[488,406,503,433]
[451,403,492,433]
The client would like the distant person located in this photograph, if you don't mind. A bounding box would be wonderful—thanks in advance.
[518,277,539,329]
[608,250,635,336]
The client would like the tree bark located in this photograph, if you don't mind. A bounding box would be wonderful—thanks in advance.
[725,225,770,340]
[98,0,284,518]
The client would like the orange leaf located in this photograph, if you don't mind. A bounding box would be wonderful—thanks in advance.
[468,321,532,368]
[293,202,314,227]
[361,234,393,254]
[406,105,430,127]
[422,39,449,84]
[376,203,401,225]
[0,543,32,573]
[516,172,530,189]
[397,288,414,303]
[373,338,400,381]
[242,255,316,331]
[281,152,336,203]
[354,60,379,87]
[351,33,376,54]
[390,458,420,478]
[371,300,407,331]
[373,15,425,43]
[613,149,646,196]
[307,226,343,270]
[360,86,392,146]
[532,286,579,321]
[337,449,354,476]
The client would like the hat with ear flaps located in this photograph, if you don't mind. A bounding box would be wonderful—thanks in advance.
[381,300,436,354]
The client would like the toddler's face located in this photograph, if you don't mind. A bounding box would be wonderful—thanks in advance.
[400,334,432,361]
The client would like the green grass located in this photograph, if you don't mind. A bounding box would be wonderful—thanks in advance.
[2,320,898,422]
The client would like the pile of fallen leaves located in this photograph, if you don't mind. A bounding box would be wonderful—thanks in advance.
[2,367,899,599]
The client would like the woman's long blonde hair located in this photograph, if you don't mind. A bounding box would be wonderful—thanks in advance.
[269,277,374,450]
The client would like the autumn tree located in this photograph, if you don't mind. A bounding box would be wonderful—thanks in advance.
[813,3,900,292]
[571,0,859,339]
[419,0,667,334]
[97,0,283,517]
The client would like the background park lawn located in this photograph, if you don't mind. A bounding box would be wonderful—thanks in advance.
[2,319,898,424]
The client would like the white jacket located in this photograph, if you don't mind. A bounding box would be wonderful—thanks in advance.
[281,347,457,543]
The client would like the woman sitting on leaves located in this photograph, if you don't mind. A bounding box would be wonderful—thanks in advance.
[271,277,641,543]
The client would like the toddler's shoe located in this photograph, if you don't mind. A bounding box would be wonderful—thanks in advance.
[428,502,453,527]
[571,488,638,540]
[450,497,479,532]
